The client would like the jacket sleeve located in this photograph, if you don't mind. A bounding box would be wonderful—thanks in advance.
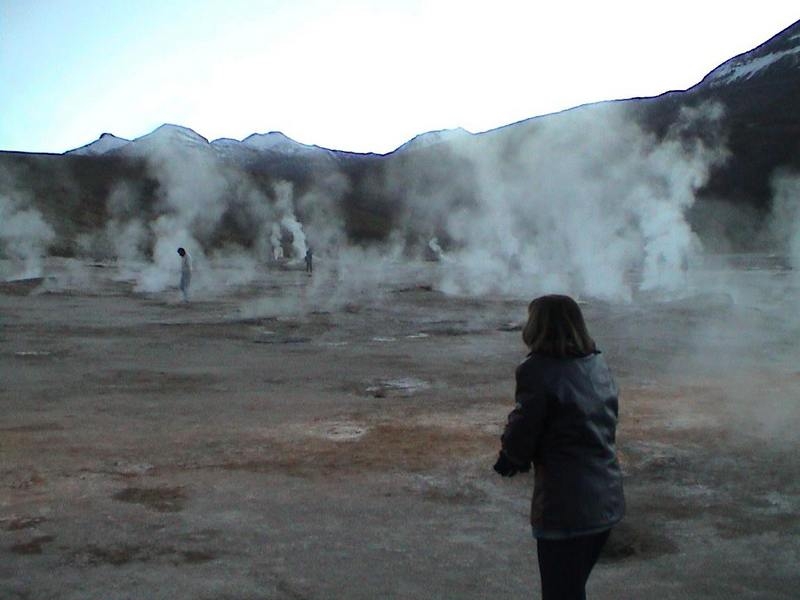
[500,361,549,467]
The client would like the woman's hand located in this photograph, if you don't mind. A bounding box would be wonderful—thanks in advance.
[493,451,530,477]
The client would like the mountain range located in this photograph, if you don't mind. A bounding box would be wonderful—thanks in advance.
[1,19,798,259]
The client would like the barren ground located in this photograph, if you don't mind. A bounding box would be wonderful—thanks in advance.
[1,258,798,599]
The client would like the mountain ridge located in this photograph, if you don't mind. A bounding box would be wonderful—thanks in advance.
[61,20,800,161]
[2,19,799,261]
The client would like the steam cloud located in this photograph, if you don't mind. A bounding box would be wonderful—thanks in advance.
[770,170,800,270]
[392,102,728,301]
[0,193,56,280]
[69,136,316,295]
[5,100,798,312]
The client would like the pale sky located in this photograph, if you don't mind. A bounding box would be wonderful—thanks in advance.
[1,1,798,154]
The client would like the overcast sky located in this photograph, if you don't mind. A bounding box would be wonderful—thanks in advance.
[1,1,797,154]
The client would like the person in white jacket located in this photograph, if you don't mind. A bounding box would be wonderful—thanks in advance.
[177,247,192,301]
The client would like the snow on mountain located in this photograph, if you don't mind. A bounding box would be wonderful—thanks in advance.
[66,133,131,156]
[64,124,472,161]
[209,137,256,159]
[112,124,216,160]
[62,124,348,168]
[65,125,212,157]
[209,137,242,148]
[241,131,324,156]
[703,21,800,87]
[132,124,210,147]
[395,127,472,153]
[706,47,800,86]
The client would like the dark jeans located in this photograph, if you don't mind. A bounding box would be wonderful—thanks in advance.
[536,529,610,600]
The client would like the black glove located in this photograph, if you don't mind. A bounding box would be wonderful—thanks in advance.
[494,451,523,477]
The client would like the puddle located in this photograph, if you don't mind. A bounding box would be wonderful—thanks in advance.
[320,423,368,441]
[72,543,215,566]
[112,486,187,512]
[253,337,311,344]
[366,377,431,398]
[417,319,487,337]
[110,460,156,476]
[303,421,368,441]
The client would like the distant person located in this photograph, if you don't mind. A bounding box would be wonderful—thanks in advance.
[494,294,625,600]
[305,248,313,274]
[177,247,192,301]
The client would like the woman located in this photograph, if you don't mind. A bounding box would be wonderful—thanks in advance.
[494,294,624,600]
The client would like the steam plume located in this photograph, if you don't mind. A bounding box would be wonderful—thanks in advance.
[0,194,56,280]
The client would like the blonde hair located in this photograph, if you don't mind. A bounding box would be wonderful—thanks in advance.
[522,295,596,357]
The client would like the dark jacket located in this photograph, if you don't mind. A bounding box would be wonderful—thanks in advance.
[501,351,625,533]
